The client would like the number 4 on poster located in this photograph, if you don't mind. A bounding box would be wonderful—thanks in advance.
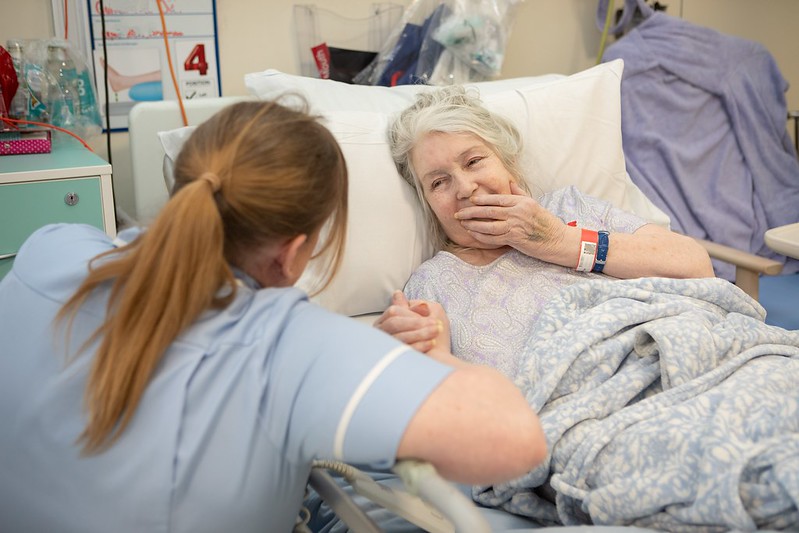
[177,41,217,99]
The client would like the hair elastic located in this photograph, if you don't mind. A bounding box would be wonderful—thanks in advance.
[199,172,221,193]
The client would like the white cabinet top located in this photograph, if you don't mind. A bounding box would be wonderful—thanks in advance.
[0,137,111,184]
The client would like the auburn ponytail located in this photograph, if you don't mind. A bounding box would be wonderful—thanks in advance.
[58,99,348,454]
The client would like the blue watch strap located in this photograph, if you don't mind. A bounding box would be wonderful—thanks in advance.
[594,231,609,273]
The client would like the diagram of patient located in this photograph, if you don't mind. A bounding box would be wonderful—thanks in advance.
[95,48,163,103]
[100,58,162,101]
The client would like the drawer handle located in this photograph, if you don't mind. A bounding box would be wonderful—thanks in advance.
[0,252,17,261]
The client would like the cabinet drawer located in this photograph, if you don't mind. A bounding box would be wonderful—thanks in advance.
[0,177,105,279]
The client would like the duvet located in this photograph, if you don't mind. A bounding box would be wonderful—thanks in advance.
[475,277,799,531]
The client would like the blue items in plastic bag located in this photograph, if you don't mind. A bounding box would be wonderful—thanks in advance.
[376,4,448,86]
[357,0,522,87]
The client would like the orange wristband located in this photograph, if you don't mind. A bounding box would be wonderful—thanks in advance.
[575,228,598,272]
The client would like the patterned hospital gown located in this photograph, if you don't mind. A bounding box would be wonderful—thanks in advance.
[404,186,647,378]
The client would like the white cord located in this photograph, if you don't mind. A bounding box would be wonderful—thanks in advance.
[293,486,313,533]
[307,459,492,533]
[393,460,492,533]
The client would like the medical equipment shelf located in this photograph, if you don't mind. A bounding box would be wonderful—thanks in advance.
[0,139,115,280]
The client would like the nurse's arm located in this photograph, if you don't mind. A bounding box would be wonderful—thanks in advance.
[396,359,546,486]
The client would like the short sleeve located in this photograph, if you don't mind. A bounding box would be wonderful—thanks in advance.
[267,303,453,469]
[541,185,648,234]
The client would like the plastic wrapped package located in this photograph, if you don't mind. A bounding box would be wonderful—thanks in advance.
[293,4,404,83]
[4,38,101,139]
[355,0,523,86]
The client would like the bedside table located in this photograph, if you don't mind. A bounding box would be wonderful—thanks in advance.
[0,138,116,280]
[765,222,799,261]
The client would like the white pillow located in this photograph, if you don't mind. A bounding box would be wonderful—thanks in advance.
[274,60,669,317]
[245,60,667,231]
[298,111,430,317]
[481,61,664,219]
[243,69,565,114]
[161,60,669,317]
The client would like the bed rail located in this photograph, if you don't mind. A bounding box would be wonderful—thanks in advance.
[694,238,783,300]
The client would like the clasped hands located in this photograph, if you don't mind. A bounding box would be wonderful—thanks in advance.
[374,291,451,357]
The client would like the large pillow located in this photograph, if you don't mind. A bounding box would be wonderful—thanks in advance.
[161,60,669,317]
[245,60,668,232]
[252,60,669,317]
[244,69,565,114]
[297,110,430,317]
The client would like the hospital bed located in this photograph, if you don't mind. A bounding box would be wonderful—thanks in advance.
[128,60,798,531]
[130,60,679,328]
[128,60,793,313]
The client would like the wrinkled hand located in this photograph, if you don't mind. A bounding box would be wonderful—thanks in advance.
[373,291,451,354]
[455,182,566,260]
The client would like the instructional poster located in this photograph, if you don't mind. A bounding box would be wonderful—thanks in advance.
[87,0,220,130]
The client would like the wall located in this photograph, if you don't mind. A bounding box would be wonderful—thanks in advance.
[2,0,797,222]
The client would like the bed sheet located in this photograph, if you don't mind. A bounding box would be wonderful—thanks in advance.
[478,277,799,530]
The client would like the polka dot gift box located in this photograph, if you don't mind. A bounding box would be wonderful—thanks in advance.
[0,129,51,156]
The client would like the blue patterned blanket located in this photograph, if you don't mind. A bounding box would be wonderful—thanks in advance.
[474,277,799,531]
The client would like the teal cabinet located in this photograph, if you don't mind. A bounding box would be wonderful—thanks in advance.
[0,140,115,280]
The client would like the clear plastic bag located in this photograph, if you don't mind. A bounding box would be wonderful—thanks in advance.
[293,3,404,83]
[6,38,102,139]
[354,0,523,86]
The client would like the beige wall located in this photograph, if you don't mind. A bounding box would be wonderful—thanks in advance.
[2,0,797,221]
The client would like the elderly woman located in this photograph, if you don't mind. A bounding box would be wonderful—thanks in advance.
[375,86,714,378]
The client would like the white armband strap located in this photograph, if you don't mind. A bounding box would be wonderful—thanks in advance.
[333,346,408,460]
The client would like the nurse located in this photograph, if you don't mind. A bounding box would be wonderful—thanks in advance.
[0,99,545,533]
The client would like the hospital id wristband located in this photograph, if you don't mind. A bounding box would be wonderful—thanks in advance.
[575,229,598,272]
[593,231,609,273]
